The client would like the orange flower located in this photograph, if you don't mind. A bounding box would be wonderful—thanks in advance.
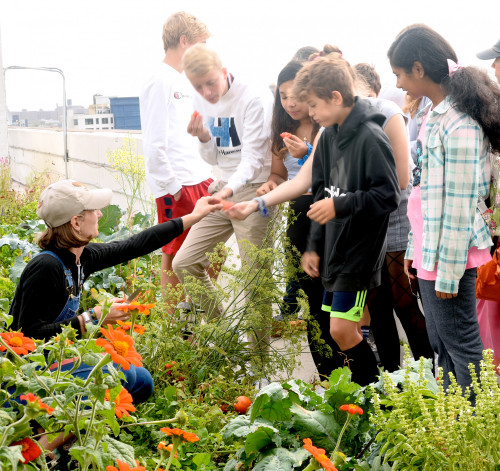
[10,437,41,463]
[20,393,54,415]
[158,441,178,458]
[160,427,200,443]
[105,387,136,419]
[106,460,146,471]
[116,320,145,335]
[339,404,363,415]
[116,301,155,315]
[96,326,142,370]
[0,332,36,355]
[303,438,338,471]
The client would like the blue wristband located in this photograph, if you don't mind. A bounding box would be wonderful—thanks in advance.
[297,143,313,166]
[252,197,269,217]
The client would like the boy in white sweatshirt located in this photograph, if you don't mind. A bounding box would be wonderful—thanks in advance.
[173,44,273,353]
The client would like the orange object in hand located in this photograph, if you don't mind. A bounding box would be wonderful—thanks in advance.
[192,111,200,119]
[220,200,235,211]
[280,132,292,139]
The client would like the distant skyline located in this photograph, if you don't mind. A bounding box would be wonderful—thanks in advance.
[1,0,499,111]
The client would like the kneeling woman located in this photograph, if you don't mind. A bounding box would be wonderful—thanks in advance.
[9,179,220,402]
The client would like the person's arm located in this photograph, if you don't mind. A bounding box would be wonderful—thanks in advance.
[224,97,271,195]
[384,113,410,189]
[433,122,483,296]
[404,230,415,279]
[140,76,182,197]
[84,198,222,273]
[225,133,319,220]
[256,152,288,196]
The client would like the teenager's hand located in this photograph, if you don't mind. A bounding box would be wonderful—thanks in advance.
[226,201,259,220]
[256,181,278,196]
[181,196,222,230]
[187,112,211,143]
[302,251,320,278]
[284,134,309,159]
[404,259,415,280]
[212,187,233,201]
[307,199,335,224]
[436,290,458,299]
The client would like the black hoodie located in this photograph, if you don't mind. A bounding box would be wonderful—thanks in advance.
[306,97,401,292]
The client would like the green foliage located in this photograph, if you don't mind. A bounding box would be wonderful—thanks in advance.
[369,350,500,470]
[0,163,48,225]
[222,371,373,470]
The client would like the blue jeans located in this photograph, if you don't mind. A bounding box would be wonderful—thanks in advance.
[418,268,483,394]
[60,362,154,403]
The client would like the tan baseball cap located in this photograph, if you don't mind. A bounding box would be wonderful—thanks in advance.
[36,179,112,228]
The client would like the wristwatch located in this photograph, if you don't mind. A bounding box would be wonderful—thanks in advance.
[81,311,92,324]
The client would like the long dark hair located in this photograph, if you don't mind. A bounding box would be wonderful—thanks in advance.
[388,24,500,152]
[270,61,319,157]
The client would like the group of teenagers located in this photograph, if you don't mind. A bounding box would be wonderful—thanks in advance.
[9,12,500,446]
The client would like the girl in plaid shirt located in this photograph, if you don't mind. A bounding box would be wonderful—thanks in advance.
[388,24,500,397]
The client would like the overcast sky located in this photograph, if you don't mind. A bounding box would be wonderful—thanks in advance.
[0,0,498,111]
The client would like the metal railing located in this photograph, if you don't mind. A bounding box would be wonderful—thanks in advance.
[3,66,68,178]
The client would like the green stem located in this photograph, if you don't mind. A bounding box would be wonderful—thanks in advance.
[332,414,352,457]
[153,454,167,471]
[119,416,178,429]
[0,413,30,446]
[163,437,181,471]
[83,354,112,388]
[303,459,321,471]
[82,398,98,446]
[129,311,138,335]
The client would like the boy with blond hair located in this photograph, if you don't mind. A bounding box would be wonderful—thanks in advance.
[140,12,213,293]
[173,44,273,358]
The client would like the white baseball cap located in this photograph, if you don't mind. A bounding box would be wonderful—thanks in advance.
[36,179,112,228]
[477,38,500,60]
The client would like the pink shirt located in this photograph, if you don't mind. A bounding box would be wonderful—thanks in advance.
[407,186,491,281]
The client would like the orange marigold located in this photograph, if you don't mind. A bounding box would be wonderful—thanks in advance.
[106,460,146,471]
[303,438,338,471]
[339,404,363,415]
[20,393,54,415]
[96,326,142,370]
[105,387,136,419]
[9,437,41,463]
[160,427,200,443]
[116,301,155,315]
[116,320,145,335]
[0,332,36,355]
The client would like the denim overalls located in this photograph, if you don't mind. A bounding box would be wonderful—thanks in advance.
[38,251,82,323]
[37,251,153,402]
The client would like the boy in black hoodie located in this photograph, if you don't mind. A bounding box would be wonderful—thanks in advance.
[294,57,401,386]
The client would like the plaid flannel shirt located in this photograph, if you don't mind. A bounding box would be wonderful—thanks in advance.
[406,97,492,294]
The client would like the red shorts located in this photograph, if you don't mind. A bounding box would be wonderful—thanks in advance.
[156,178,213,255]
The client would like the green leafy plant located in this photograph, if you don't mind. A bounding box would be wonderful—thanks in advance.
[369,350,500,470]
[222,368,373,471]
